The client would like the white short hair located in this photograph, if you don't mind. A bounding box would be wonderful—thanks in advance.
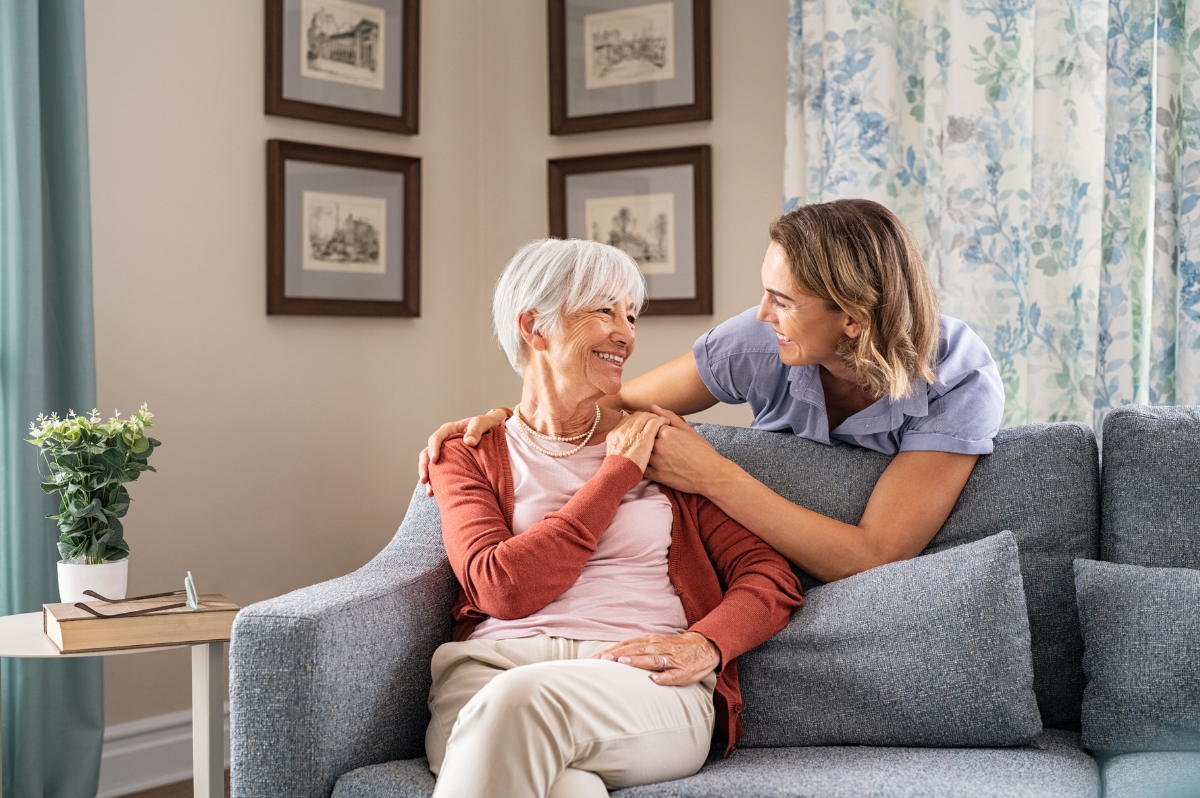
[492,238,647,375]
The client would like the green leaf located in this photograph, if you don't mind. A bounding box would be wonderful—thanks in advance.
[131,436,149,454]
[67,498,105,520]
[54,511,83,528]
[99,448,126,468]
[1031,241,1045,255]
[40,482,61,494]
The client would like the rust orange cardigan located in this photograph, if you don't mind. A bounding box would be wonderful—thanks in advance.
[428,424,803,755]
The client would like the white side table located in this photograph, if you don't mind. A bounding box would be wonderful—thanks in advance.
[0,612,225,798]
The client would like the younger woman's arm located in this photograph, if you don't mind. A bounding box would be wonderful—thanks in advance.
[419,352,718,493]
[644,408,979,582]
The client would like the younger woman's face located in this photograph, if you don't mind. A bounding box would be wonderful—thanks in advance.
[755,242,860,370]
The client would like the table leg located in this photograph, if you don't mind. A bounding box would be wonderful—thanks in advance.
[192,643,223,798]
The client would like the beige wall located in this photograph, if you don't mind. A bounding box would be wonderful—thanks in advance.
[85,0,786,725]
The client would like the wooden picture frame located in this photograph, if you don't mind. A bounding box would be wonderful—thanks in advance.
[267,139,420,316]
[550,145,712,315]
[549,0,711,135]
[265,0,419,134]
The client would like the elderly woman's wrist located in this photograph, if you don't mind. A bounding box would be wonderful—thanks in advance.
[687,631,722,665]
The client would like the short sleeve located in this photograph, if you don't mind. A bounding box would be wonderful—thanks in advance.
[899,318,1005,456]
[692,307,778,405]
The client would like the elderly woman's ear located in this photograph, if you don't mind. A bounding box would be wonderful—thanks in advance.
[517,310,548,352]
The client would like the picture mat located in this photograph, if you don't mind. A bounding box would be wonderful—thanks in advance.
[566,164,695,300]
[583,2,675,90]
[585,192,676,275]
[285,160,405,301]
[282,0,401,115]
[299,0,386,90]
[566,0,694,119]
[302,190,387,274]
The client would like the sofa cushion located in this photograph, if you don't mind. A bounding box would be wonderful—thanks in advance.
[614,729,1097,798]
[333,730,1097,798]
[737,531,1041,747]
[1076,559,1200,752]
[1100,751,1200,798]
[698,421,1099,730]
[333,759,435,798]
[1100,405,1200,569]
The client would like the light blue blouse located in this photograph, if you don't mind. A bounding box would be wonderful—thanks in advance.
[692,308,1005,456]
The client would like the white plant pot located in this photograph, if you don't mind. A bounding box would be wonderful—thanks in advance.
[57,558,129,604]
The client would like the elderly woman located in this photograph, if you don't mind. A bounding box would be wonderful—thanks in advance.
[423,199,1004,584]
[425,239,802,798]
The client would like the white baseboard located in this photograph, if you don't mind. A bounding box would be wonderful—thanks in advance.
[96,704,230,798]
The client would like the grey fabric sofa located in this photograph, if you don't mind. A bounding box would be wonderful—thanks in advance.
[229,406,1200,798]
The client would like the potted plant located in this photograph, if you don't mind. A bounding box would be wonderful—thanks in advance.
[27,405,160,603]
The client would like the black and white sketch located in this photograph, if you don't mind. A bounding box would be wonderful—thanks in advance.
[301,0,386,90]
[583,2,675,90]
[302,191,387,274]
[585,192,675,275]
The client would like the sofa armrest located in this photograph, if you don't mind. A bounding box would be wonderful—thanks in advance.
[230,488,455,798]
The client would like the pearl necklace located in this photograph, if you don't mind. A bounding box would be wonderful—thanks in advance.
[515,403,601,458]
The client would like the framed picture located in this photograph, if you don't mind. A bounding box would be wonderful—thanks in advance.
[267,139,420,316]
[265,0,419,133]
[548,0,711,135]
[549,145,711,315]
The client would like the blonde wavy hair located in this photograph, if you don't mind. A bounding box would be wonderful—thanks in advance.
[768,199,941,401]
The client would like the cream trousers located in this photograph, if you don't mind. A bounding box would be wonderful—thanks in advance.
[425,635,717,798]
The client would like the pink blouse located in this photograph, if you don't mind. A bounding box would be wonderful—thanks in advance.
[468,416,688,642]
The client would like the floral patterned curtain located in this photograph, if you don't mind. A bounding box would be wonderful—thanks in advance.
[785,0,1200,428]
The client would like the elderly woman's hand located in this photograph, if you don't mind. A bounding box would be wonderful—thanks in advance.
[606,411,668,473]
[594,632,721,686]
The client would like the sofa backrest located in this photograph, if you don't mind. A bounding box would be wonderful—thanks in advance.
[1100,405,1200,569]
[695,421,1100,731]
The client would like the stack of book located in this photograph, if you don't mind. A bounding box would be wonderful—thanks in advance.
[43,594,240,654]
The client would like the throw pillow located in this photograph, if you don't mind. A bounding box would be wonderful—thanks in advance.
[1076,559,1200,752]
[737,531,1043,747]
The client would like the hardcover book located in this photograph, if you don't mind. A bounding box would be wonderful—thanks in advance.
[43,594,239,654]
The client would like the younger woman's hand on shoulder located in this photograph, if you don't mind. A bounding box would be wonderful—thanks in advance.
[605,412,668,473]
[418,408,510,496]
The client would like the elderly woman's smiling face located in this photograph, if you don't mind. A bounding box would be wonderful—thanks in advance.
[532,295,638,397]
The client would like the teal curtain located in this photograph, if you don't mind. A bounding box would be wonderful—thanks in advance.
[785,0,1200,429]
[0,2,104,797]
